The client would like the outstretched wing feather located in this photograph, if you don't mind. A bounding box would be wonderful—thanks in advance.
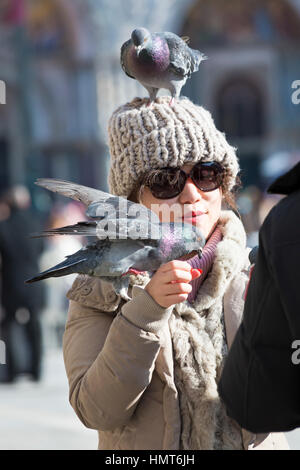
[35,178,161,241]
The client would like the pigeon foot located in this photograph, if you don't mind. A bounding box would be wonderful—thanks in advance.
[121,268,148,276]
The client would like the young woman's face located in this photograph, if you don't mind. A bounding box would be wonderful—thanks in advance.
[140,164,223,240]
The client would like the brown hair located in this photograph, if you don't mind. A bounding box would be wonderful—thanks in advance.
[222,174,242,213]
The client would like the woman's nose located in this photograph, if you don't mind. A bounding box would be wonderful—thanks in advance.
[179,176,202,203]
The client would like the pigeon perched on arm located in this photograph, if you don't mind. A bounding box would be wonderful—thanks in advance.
[121,27,207,104]
[25,179,205,300]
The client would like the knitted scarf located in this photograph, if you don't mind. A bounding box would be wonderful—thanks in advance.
[169,211,247,450]
[186,226,223,303]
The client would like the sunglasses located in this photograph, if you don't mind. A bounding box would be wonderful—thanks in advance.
[143,161,224,199]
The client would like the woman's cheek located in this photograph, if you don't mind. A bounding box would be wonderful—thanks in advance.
[198,191,222,238]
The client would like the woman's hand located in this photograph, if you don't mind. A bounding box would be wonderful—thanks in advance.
[145,260,202,308]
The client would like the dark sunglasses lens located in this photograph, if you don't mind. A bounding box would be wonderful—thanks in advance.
[148,169,186,199]
[192,162,223,191]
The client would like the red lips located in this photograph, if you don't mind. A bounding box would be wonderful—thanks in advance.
[183,210,205,218]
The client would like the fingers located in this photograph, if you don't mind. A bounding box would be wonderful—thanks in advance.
[163,281,192,296]
[164,268,193,284]
[159,260,192,273]
[191,268,202,280]
[156,261,202,295]
[168,269,202,284]
[162,293,190,305]
[145,260,202,308]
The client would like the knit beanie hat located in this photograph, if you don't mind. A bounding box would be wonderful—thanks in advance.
[107,95,239,198]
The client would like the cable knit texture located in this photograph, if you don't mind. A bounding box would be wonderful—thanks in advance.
[186,226,223,303]
[107,96,239,198]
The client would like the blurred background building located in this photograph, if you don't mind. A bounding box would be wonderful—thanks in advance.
[0,0,299,449]
[0,0,299,227]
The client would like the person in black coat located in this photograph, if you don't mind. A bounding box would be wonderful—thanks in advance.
[218,161,300,433]
[0,185,45,383]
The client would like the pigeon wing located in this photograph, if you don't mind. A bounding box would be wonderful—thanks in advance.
[35,178,109,207]
[35,178,161,241]
[34,218,160,242]
[120,39,136,80]
[30,221,98,238]
[159,32,205,78]
[87,210,161,241]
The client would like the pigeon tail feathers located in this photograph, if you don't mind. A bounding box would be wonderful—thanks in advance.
[25,257,88,283]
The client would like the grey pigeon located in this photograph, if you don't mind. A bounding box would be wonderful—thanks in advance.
[25,178,205,300]
[121,27,207,104]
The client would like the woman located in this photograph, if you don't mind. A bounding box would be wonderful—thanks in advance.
[63,96,289,450]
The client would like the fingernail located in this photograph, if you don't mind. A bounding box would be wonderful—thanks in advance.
[191,268,202,275]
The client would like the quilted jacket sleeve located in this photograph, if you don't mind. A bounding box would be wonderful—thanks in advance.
[63,275,173,431]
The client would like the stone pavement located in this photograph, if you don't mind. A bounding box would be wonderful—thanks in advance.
[0,347,98,450]
[0,347,299,450]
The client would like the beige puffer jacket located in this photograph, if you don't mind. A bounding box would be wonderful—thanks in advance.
[63,211,289,450]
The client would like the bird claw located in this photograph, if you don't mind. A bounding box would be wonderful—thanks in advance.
[119,289,131,301]
[169,97,175,107]
[121,268,147,277]
[113,276,131,300]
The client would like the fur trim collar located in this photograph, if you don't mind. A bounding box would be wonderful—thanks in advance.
[178,210,246,313]
[170,210,246,450]
[127,210,247,449]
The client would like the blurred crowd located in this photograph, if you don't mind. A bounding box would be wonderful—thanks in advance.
[237,186,282,247]
[0,185,85,383]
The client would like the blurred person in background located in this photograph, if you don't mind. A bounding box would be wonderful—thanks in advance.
[237,185,263,248]
[40,200,85,347]
[0,185,45,383]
